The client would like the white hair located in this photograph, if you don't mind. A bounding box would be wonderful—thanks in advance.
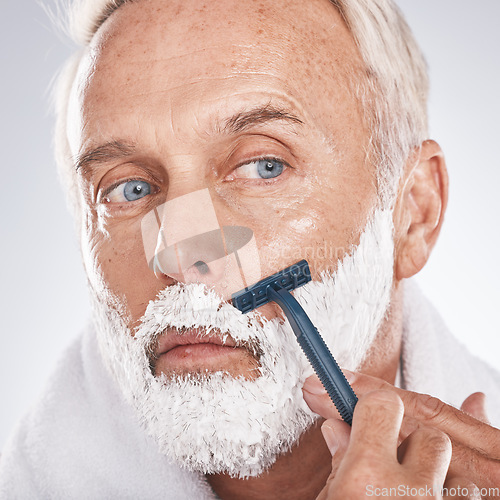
[330,0,429,206]
[51,0,428,214]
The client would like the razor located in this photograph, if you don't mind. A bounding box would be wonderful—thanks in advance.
[232,260,358,425]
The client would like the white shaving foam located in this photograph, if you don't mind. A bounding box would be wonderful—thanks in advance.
[91,208,394,478]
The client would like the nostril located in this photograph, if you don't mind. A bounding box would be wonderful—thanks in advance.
[193,260,210,275]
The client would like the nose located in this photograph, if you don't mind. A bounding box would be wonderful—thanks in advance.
[192,260,209,275]
[154,228,227,286]
[141,188,262,299]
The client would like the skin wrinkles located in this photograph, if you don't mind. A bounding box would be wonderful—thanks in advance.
[80,86,314,139]
[69,0,381,362]
[75,105,305,177]
[74,92,312,170]
[75,141,136,173]
[67,0,413,497]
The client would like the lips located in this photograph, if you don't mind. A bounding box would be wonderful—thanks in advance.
[155,327,238,358]
[152,327,261,379]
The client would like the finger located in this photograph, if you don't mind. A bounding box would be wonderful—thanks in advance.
[397,413,500,494]
[304,368,500,481]
[443,477,481,499]
[304,377,405,457]
[461,393,490,425]
[396,414,500,492]
[305,374,500,494]
[343,390,404,464]
[321,418,351,457]
[302,375,343,421]
[343,370,500,455]
[302,383,352,478]
[445,438,500,495]
[303,374,418,447]
[321,418,350,476]
[399,426,452,484]
[312,419,351,500]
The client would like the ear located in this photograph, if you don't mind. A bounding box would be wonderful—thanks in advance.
[393,140,449,281]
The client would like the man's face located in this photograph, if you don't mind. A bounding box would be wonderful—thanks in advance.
[69,0,379,375]
[66,0,400,476]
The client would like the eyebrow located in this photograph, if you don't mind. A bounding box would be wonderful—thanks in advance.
[75,104,304,172]
[75,140,136,173]
[220,104,304,135]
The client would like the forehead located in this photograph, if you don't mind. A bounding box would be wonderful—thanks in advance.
[70,0,366,152]
[92,0,359,73]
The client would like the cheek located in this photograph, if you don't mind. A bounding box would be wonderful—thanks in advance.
[256,217,339,279]
[81,213,166,326]
[251,190,374,280]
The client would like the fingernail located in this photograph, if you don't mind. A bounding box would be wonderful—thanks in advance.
[302,376,326,395]
[342,369,356,384]
[321,424,339,456]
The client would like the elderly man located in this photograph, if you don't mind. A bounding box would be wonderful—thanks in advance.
[1,0,500,498]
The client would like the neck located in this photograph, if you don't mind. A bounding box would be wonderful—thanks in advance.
[206,284,404,500]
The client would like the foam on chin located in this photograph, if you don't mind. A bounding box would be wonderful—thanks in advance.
[91,208,394,478]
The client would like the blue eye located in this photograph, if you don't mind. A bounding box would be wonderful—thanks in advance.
[105,180,152,203]
[257,159,284,179]
[235,159,285,180]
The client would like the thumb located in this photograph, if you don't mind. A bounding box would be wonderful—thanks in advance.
[315,418,351,500]
[460,392,490,424]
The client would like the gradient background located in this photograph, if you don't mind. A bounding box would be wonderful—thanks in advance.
[1,1,499,449]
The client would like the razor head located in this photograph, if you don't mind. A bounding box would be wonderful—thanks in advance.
[231,260,312,313]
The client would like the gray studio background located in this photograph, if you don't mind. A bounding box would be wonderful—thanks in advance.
[1,1,499,449]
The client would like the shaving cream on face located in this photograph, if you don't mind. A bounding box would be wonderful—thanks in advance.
[91,208,395,478]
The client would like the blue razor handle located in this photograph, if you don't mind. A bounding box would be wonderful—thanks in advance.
[231,259,358,425]
[266,285,358,426]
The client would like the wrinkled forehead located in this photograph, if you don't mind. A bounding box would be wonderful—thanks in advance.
[87,0,360,74]
[68,0,367,153]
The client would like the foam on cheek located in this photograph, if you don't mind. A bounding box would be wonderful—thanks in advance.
[92,208,395,478]
[294,208,395,371]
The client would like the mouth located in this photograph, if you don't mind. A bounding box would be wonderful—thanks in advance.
[151,327,260,378]
[156,327,238,355]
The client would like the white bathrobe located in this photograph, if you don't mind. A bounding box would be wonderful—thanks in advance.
[1,282,499,499]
